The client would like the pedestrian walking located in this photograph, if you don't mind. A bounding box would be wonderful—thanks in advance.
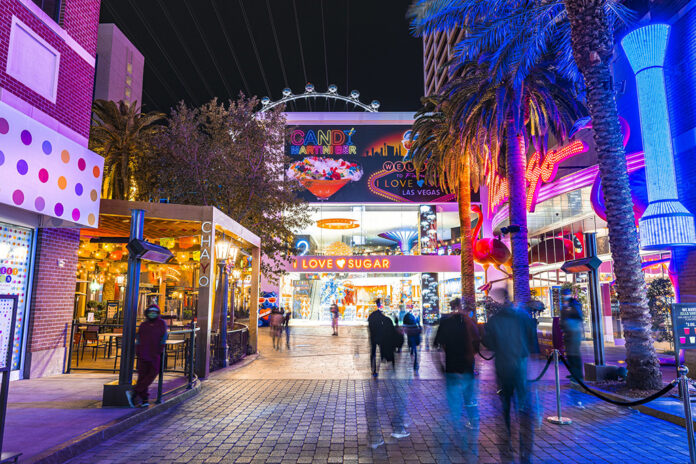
[283,307,292,349]
[330,303,340,336]
[126,304,168,408]
[433,297,480,459]
[269,308,284,350]
[482,289,538,464]
[368,298,385,377]
[402,310,422,371]
[560,287,584,382]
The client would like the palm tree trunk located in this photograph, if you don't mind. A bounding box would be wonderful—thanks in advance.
[564,0,661,390]
[458,165,476,317]
[506,129,531,305]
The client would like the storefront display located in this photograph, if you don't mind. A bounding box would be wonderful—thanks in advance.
[0,222,33,371]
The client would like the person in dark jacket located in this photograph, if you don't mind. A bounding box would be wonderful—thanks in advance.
[368,299,387,377]
[433,298,480,459]
[560,288,584,381]
[402,311,422,371]
[126,304,168,408]
[283,308,292,349]
[482,290,537,464]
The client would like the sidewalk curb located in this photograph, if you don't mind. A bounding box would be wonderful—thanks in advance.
[570,382,694,428]
[27,383,203,464]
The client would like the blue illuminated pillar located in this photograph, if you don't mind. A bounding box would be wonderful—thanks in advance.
[621,24,696,249]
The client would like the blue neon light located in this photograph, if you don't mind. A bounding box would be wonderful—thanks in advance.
[621,24,696,249]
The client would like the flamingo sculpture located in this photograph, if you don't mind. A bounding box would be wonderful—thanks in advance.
[471,204,512,282]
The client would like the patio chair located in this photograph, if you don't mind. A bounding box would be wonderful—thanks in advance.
[165,333,187,369]
[80,326,107,361]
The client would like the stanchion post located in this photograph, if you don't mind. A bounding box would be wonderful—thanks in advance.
[679,365,696,464]
[156,353,165,404]
[547,349,572,425]
[66,321,75,374]
[187,322,196,389]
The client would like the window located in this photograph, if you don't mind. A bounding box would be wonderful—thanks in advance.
[32,0,61,23]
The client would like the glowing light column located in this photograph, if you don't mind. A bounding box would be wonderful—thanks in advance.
[622,24,696,249]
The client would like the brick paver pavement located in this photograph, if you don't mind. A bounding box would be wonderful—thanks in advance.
[66,326,690,463]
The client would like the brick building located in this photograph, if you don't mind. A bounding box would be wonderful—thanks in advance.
[94,23,143,106]
[0,0,104,379]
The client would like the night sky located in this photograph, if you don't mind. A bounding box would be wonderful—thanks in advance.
[99,0,424,113]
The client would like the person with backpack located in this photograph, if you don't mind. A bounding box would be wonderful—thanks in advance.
[402,310,422,371]
[269,308,284,350]
[482,289,538,464]
[433,297,480,458]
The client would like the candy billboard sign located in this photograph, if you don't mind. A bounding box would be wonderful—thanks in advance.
[286,125,474,203]
[0,102,104,227]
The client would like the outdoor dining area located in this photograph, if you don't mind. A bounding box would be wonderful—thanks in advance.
[70,199,260,379]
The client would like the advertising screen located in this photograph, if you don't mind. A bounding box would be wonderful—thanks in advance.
[286,125,473,203]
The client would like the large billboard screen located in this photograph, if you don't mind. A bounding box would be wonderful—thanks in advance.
[286,125,470,203]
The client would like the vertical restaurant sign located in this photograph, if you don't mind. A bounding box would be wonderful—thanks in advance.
[286,125,468,203]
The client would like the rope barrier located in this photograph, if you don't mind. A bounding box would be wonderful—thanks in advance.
[558,353,677,407]
[528,353,554,383]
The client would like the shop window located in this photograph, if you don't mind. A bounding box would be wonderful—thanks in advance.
[0,222,33,371]
[32,0,61,23]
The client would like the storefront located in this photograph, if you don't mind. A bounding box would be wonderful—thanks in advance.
[77,199,261,378]
[0,102,104,379]
[281,112,483,325]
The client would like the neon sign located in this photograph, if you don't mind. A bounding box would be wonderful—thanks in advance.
[292,257,391,271]
[485,140,588,214]
[289,128,357,155]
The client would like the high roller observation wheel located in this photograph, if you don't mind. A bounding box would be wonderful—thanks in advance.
[258,83,380,112]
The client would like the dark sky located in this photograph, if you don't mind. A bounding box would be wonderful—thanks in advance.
[99,0,424,113]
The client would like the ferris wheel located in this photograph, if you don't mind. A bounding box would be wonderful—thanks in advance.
[258,83,380,112]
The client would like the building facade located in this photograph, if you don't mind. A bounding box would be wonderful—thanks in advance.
[279,112,484,326]
[0,0,104,379]
[94,23,143,105]
[422,28,463,96]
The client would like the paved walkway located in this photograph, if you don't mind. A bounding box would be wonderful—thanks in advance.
[64,326,691,463]
[5,371,188,462]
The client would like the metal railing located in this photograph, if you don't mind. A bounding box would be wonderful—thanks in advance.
[210,324,249,371]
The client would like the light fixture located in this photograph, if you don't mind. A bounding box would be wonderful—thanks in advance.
[316,218,359,230]
[378,230,418,253]
[621,24,696,249]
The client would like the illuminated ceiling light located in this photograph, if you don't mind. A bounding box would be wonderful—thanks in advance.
[622,24,696,249]
[378,230,418,253]
[316,218,359,230]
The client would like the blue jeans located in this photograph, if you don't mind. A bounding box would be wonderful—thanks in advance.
[445,373,479,457]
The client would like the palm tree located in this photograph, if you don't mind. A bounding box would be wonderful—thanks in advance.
[408,95,482,315]
[445,60,584,305]
[90,100,164,200]
[409,0,662,390]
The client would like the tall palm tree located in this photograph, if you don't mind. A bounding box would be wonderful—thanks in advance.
[445,60,584,305]
[90,100,164,200]
[409,0,663,390]
[408,95,482,315]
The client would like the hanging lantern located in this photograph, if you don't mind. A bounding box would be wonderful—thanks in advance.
[160,238,176,249]
[179,236,195,249]
[110,250,123,260]
[192,250,201,262]
[97,261,109,269]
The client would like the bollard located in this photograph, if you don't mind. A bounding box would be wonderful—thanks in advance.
[547,349,572,425]
[678,365,696,464]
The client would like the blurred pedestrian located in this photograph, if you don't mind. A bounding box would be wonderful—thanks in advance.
[269,308,284,350]
[403,310,422,371]
[283,307,292,349]
[393,315,404,353]
[330,303,340,336]
[368,298,385,377]
[560,288,584,382]
[434,297,480,459]
[482,289,538,464]
[126,304,168,408]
